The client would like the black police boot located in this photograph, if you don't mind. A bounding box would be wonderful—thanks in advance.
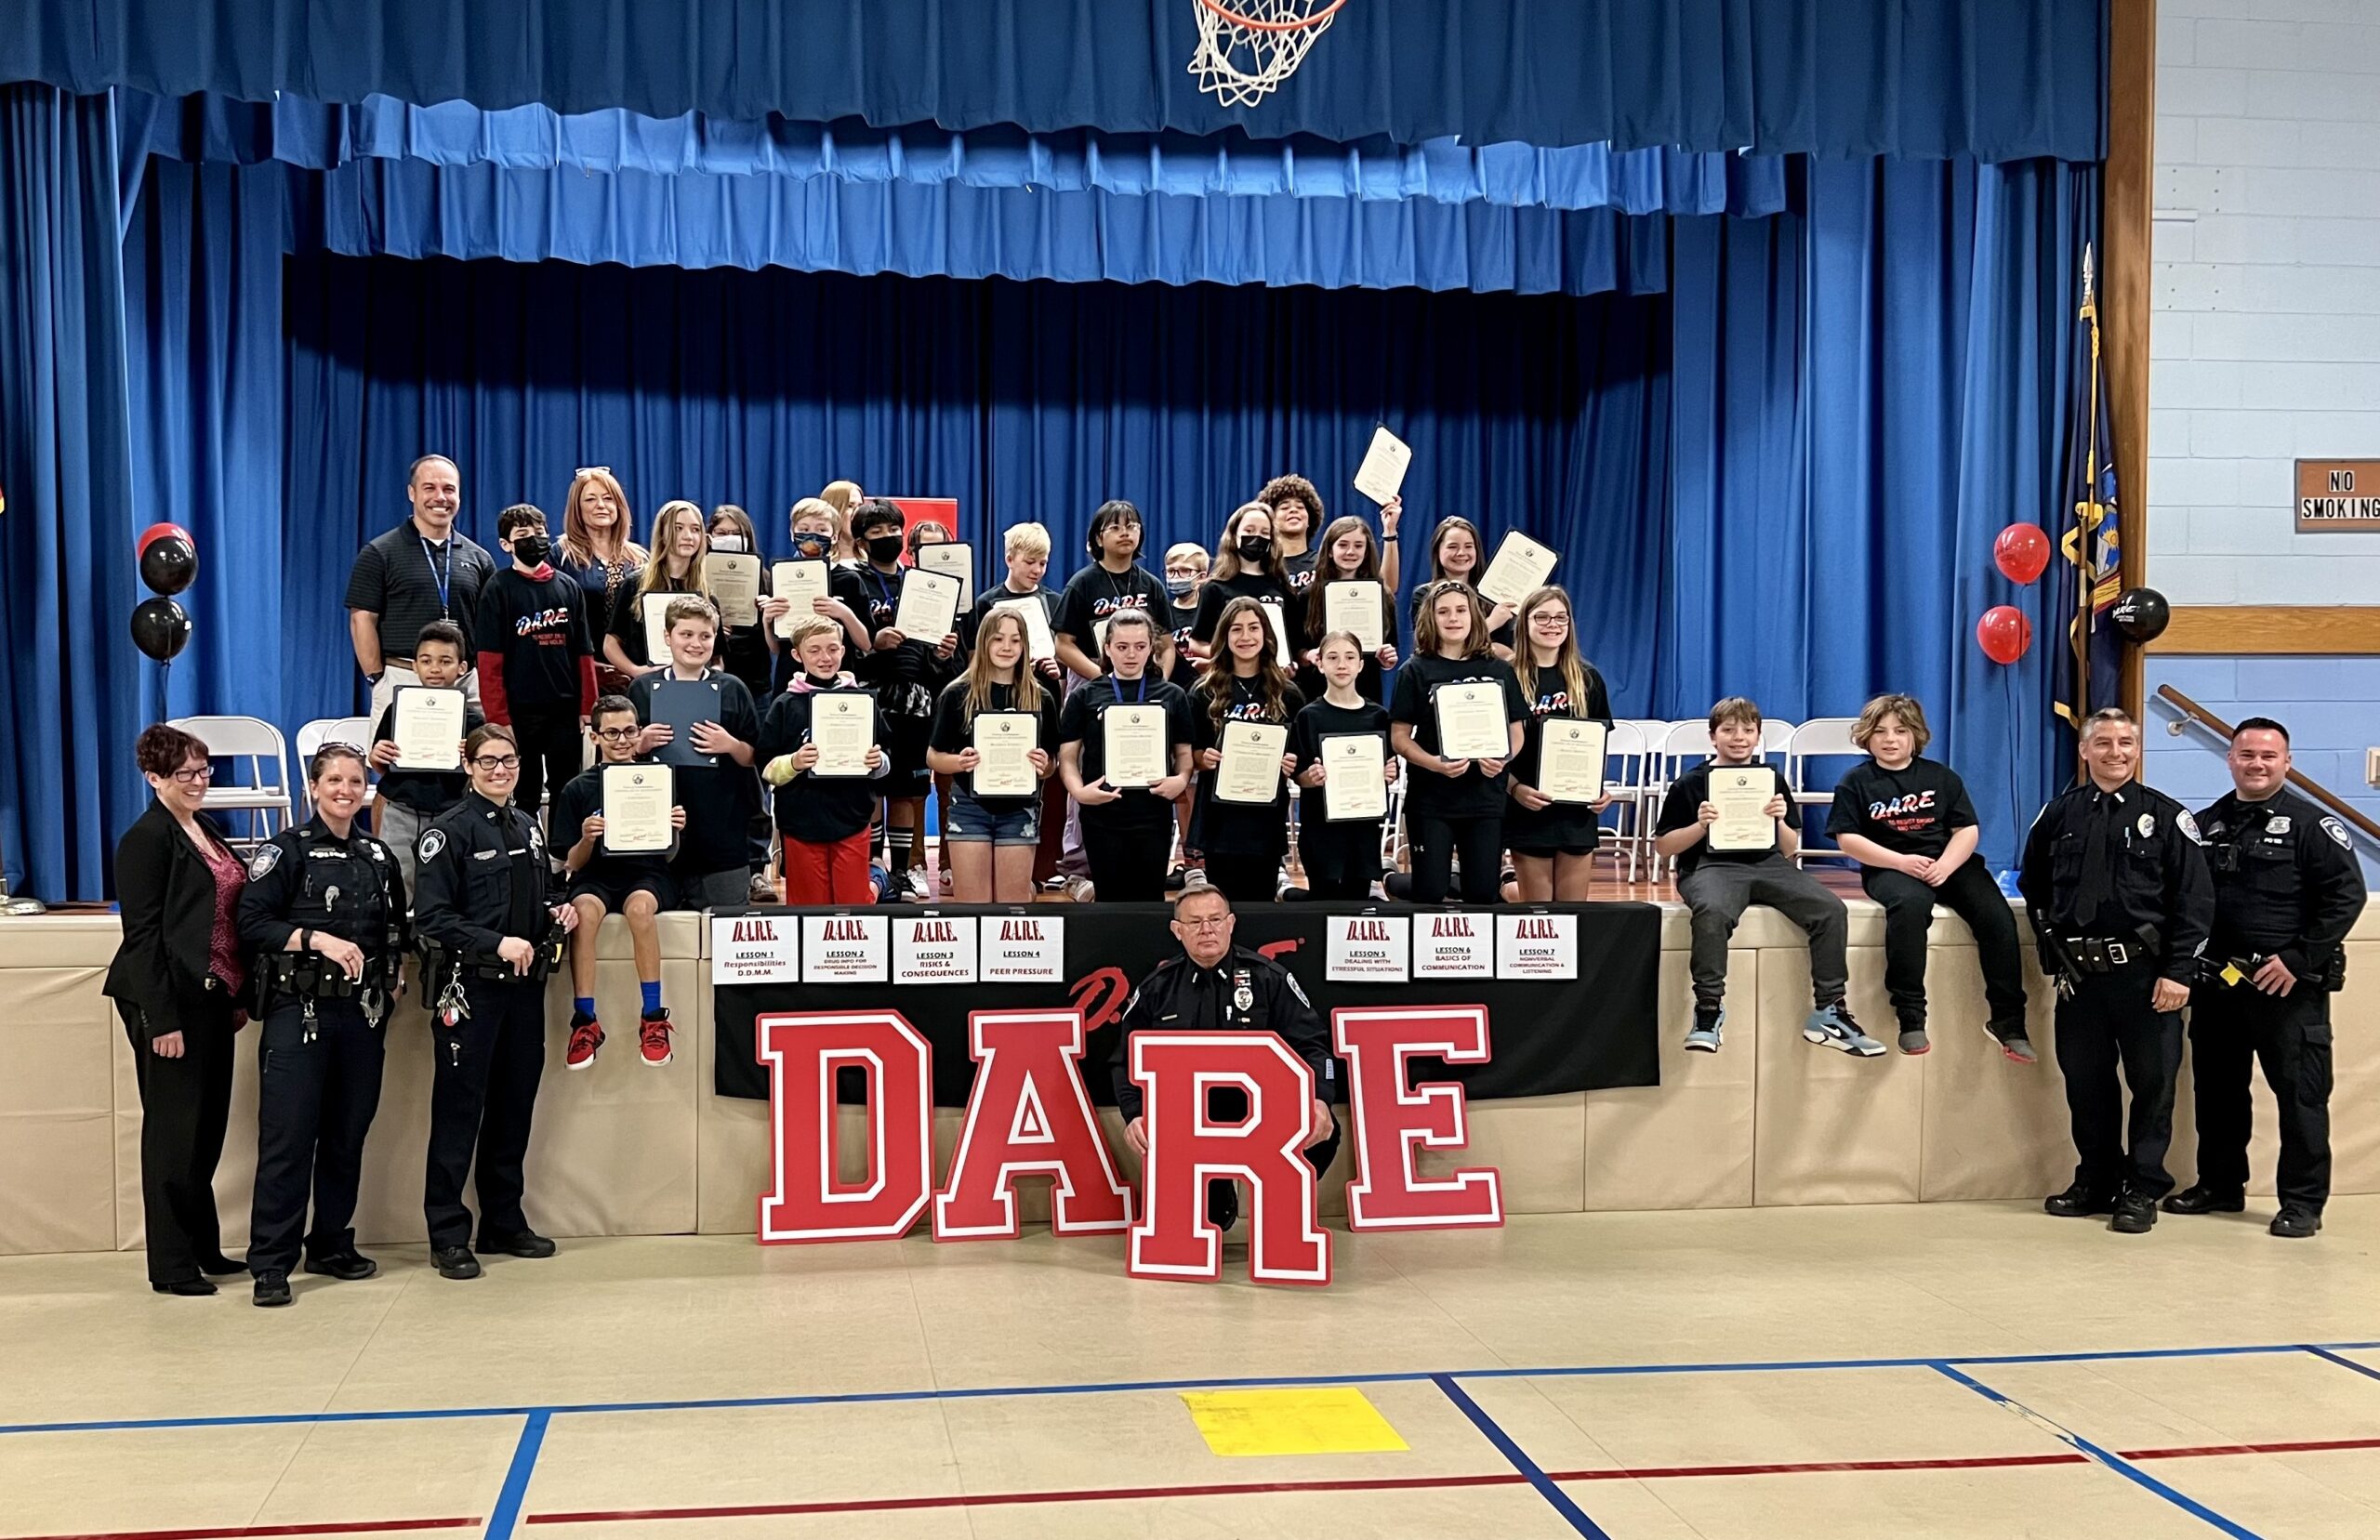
[253,1271,293,1308]
[2043,1182,2115,1218]
[2161,1185,2244,1216]
[481,1230,558,1259]
[2269,1207,2322,1239]
[151,1277,217,1297]
[2109,1191,2159,1233]
[197,1252,246,1277]
[432,1245,483,1281]
[305,1251,378,1282]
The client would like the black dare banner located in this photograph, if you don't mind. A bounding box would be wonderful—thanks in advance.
[711,902,1660,1106]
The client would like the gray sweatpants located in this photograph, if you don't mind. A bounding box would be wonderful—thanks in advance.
[1677,855,1848,1008]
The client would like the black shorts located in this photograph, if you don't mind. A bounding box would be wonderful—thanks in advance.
[881,711,933,796]
[1503,800,1603,856]
[565,872,668,914]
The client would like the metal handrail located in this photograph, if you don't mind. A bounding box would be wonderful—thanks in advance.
[2155,684,2380,845]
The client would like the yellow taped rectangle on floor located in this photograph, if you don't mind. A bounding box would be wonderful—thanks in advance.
[1179,1388,1411,1456]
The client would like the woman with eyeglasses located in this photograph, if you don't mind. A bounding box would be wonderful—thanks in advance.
[234,744,407,1308]
[103,724,257,1296]
[411,724,580,1282]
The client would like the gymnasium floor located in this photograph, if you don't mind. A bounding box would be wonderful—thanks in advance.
[4,1199,2376,1540]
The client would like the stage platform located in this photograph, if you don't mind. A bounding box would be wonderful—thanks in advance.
[5,895,2374,1257]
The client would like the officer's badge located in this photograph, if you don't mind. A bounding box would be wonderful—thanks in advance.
[2175,809,2202,844]
[2266,816,2291,835]
[246,844,280,879]
[2136,813,2155,838]
[2322,816,2352,849]
[418,829,447,862]
[2202,821,2224,839]
[1233,984,1254,1014]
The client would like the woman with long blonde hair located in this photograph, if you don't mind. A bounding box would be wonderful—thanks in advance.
[1505,586,1613,901]
[1188,597,1304,902]
[557,467,645,676]
[925,608,1059,902]
[602,499,713,676]
[819,480,865,565]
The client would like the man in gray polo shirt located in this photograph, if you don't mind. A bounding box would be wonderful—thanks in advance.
[347,454,497,716]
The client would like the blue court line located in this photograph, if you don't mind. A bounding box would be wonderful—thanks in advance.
[6,1340,2377,1440]
[1432,1375,1612,1540]
[2306,1345,2380,1385]
[483,1412,550,1540]
[1932,1363,2263,1540]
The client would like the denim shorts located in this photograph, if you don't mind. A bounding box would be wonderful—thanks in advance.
[945,786,1039,847]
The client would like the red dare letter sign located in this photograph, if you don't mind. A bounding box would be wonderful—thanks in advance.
[1333,1006,1502,1231]
[1126,1033,1329,1286]
[757,1011,933,1243]
[933,1009,1133,1241]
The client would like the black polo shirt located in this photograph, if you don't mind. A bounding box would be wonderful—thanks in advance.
[346,520,496,663]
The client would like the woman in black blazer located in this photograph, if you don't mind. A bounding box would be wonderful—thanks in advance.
[102,723,255,1295]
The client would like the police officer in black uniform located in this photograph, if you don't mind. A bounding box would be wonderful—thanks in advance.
[2018,707,2214,1234]
[1111,886,1340,1231]
[2166,717,2366,1238]
[413,724,579,1280]
[236,744,406,1308]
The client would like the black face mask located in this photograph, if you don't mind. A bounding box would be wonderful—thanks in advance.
[511,533,551,567]
[1237,535,1272,563]
[866,533,906,564]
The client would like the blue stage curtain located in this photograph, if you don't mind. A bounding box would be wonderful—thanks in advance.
[0,85,149,901]
[139,91,1792,217]
[10,0,2105,162]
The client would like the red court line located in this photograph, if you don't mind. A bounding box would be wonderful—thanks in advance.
[2123,1435,2380,1461]
[5,1520,478,1540]
[1551,1453,2088,1481]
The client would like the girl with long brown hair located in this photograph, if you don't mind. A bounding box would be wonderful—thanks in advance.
[1189,597,1304,902]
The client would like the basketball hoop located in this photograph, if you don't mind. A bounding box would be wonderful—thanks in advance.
[1189,0,1348,109]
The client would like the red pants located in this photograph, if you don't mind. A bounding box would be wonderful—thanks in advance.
[782,831,874,904]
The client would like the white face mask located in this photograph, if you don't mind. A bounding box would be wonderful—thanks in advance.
[709,532,749,554]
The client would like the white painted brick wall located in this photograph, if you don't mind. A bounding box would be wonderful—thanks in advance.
[2151,3,2380,603]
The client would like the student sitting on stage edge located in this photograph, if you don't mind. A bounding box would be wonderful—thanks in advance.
[1827,692,2034,1062]
[760,615,888,905]
[1654,697,1877,1057]
[368,620,484,900]
[627,596,761,909]
[554,695,685,1072]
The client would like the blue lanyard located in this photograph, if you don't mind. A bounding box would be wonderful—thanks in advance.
[420,536,453,618]
[1114,672,1148,705]
[866,564,901,615]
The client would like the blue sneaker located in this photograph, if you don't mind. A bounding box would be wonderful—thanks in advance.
[1684,1004,1725,1053]
[1804,1001,1885,1057]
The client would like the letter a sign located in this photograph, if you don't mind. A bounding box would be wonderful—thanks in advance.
[934,1010,1133,1240]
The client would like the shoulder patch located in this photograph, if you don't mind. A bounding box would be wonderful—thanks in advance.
[417,828,447,862]
[2174,809,2202,845]
[2323,816,2353,849]
[246,844,281,879]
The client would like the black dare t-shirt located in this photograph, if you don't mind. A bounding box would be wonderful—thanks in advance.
[1387,652,1527,819]
[1827,757,1977,859]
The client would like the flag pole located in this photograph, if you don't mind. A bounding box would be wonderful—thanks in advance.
[2076,243,2100,725]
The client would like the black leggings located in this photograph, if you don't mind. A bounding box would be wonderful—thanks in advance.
[1405,809,1503,904]
[1081,820,1171,902]
[1203,851,1282,903]
[510,707,583,819]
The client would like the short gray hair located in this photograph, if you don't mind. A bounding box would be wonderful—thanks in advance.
[2080,707,2135,744]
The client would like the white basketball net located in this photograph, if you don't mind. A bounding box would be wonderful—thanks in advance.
[1189,0,1346,109]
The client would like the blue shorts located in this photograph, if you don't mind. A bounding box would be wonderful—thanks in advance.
[945,786,1039,848]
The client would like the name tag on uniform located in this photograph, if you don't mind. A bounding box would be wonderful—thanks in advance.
[474,849,500,862]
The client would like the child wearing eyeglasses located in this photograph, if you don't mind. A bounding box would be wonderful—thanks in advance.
[551,695,686,1073]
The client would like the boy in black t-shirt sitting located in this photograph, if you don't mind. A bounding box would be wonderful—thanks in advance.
[1654,697,1874,1057]
[1826,693,2032,1061]
[554,696,684,1072]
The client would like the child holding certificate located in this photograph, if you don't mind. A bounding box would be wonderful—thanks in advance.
[765,499,871,694]
[1188,599,1305,903]
[1653,698,1874,1058]
[473,504,596,823]
[958,521,1064,684]
[626,597,761,909]
[1827,693,2030,1059]
[759,617,890,904]
[553,696,685,1071]
[1297,516,1401,704]
[1057,610,1192,902]
[1053,499,1172,683]
[604,500,717,678]
[1187,503,1291,663]
[1412,517,1516,657]
[927,610,1060,902]
[1505,586,1614,902]
[367,621,483,898]
[1389,582,1527,904]
[832,499,959,902]
[1289,631,1395,900]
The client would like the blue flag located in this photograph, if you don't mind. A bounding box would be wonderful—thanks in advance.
[2055,243,2123,728]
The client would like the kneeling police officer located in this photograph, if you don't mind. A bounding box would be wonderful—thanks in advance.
[414,724,578,1281]
[237,744,406,1308]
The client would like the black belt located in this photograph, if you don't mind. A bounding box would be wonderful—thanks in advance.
[2056,935,2154,973]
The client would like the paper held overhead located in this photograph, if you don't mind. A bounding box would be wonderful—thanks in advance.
[1352,426,1411,507]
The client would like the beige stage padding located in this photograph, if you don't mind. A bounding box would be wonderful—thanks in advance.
[1580,921,1757,1212]
[1917,940,2074,1204]
[0,918,122,1256]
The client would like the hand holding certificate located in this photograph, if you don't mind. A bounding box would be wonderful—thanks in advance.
[1707,766,1779,851]
[600,765,674,853]
[915,542,973,611]
[1432,681,1511,762]
[1352,425,1412,507]
[1319,733,1389,822]
[990,598,1057,663]
[1101,704,1167,788]
[649,679,725,768]
[391,686,467,771]
[1538,719,1608,804]
[1215,721,1289,805]
[707,554,761,627]
[1477,531,1559,610]
[809,692,876,777]
[970,711,1038,797]
[893,569,961,647]
[771,560,830,638]
[1322,581,1386,654]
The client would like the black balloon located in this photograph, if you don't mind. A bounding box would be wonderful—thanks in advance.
[129,598,192,662]
[139,534,197,596]
[2110,586,2172,644]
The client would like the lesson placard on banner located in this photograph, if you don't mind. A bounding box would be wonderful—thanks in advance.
[1413,912,1494,979]
[1496,913,1579,981]
[1326,914,1410,983]
[980,914,1065,982]
[711,914,799,984]
[894,914,978,986]
[800,914,889,982]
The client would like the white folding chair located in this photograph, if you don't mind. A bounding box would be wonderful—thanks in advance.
[167,715,294,851]
[1646,721,1717,881]
[1598,719,1651,883]
[1784,717,1864,865]
[1760,719,1796,760]
[295,716,378,817]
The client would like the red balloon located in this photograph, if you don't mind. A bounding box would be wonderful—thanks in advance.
[138,522,193,559]
[1993,523,2051,586]
[1977,605,2031,665]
